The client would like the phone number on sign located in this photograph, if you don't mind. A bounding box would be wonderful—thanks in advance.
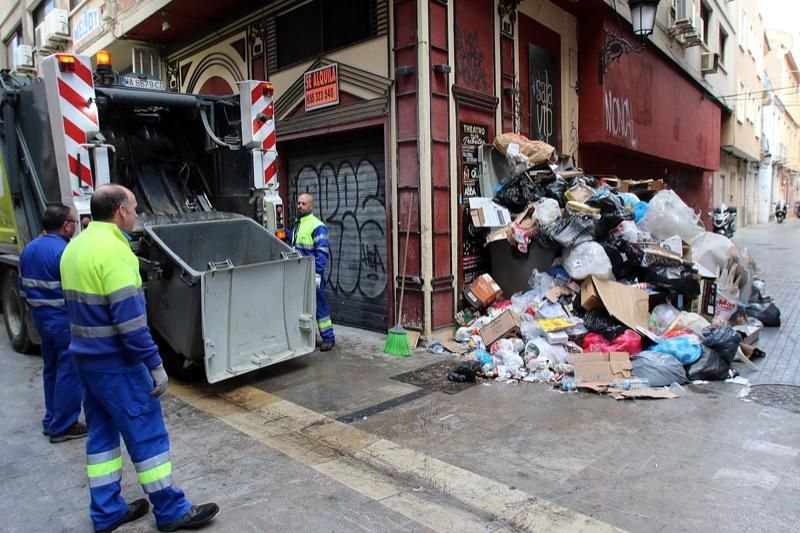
[306,87,337,106]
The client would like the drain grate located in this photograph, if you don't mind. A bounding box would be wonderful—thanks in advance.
[748,384,800,414]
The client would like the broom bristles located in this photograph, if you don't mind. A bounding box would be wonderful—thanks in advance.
[383,326,412,356]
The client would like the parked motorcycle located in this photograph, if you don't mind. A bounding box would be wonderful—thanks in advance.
[710,204,737,238]
[775,202,788,223]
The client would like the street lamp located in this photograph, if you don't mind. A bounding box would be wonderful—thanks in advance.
[600,0,661,82]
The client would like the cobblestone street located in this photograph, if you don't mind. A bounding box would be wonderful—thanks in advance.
[735,219,800,385]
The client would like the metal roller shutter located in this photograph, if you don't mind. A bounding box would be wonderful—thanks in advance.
[286,127,388,331]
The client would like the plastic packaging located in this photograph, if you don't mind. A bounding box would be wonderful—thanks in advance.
[746,303,781,327]
[638,190,705,242]
[566,182,594,203]
[691,231,735,274]
[669,382,687,396]
[687,346,731,381]
[641,265,700,298]
[562,242,613,280]
[650,303,680,334]
[631,351,689,387]
[622,377,650,390]
[633,201,649,224]
[586,189,633,238]
[582,309,628,340]
[666,312,710,336]
[561,377,580,391]
[474,349,493,369]
[581,330,642,354]
[534,198,561,227]
[448,361,481,382]
[651,335,703,365]
[701,326,740,363]
[454,327,472,342]
[619,192,640,207]
[598,237,640,280]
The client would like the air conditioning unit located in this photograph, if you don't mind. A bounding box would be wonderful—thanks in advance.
[35,23,56,53]
[700,52,719,74]
[673,0,695,26]
[43,8,70,46]
[11,44,35,74]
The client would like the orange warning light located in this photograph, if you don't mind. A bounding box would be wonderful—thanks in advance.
[96,50,112,70]
[58,55,76,73]
[262,82,274,97]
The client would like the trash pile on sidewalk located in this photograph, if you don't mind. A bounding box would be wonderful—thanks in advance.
[438,133,780,399]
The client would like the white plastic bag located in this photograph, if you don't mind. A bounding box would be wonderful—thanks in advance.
[562,242,613,280]
[691,231,734,274]
[535,198,561,227]
[651,303,680,334]
[638,190,705,242]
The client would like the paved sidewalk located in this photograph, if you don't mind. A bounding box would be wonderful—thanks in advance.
[733,220,800,385]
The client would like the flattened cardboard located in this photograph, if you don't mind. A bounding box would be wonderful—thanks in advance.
[479,310,521,346]
[545,286,574,302]
[580,276,649,331]
[469,198,511,227]
[610,389,679,400]
[573,352,632,385]
[440,340,468,354]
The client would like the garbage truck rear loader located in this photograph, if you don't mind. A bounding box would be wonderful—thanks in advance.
[0,53,315,382]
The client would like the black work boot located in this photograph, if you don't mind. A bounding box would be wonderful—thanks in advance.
[157,503,220,532]
[320,341,334,352]
[49,422,87,443]
[96,498,149,533]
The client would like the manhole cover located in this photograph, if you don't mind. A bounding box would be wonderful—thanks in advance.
[392,359,478,395]
[748,384,800,414]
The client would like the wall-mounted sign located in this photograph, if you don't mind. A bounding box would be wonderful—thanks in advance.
[72,7,102,50]
[460,122,487,203]
[529,43,558,148]
[304,64,339,112]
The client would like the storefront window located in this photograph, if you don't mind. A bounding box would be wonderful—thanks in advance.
[276,0,377,69]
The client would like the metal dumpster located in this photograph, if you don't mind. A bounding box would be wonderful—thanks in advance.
[141,218,316,383]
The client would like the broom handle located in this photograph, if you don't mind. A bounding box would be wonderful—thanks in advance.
[397,203,413,327]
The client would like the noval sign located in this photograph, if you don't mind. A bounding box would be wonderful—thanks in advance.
[304,64,339,112]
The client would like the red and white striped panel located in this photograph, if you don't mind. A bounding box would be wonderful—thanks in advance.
[53,55,99,195]
[240,81,277,190]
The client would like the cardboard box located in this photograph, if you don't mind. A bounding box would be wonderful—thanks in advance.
[463,273,503,310]
[574,352,633,385]
[469,198,512,227]
[580,276,649,331]
[479,310,521,346]
[617,178,665,195]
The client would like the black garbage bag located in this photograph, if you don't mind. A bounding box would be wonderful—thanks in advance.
[448,360,481,383]
[598,237,641,280]
[494,173,542,212]
[702,326,740,363]
[534,230,561,251]
[640,265,700,298]
[687,346,731,381]
[542,176,569,207]
[748,278,767,304]
[631,351,688,387]
[582,309,628,340]
[588,191,633,238]
[746,303,781,327]
[545,213,597,247]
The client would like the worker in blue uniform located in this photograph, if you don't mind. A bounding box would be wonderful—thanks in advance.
[60,185,218,533]
[292,193,335,351]
[19,204,86,443]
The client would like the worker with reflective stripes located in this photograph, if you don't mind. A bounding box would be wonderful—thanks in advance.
[292,193,335,351]
[19,204,86,443]
[60,185,219,533]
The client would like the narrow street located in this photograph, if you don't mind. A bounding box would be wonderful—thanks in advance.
[2,222,800,533]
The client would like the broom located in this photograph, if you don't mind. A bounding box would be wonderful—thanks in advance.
[383,203,413,356]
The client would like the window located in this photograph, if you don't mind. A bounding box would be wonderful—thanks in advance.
[132,47,161,77]
[739,9,747,48]
[700,3,711,46]
[276,0,378,69]
[33,0,56,49]
[736,80,745,123]
[4,28,22,70]
[718,28,728,66]
[70,0,82,9]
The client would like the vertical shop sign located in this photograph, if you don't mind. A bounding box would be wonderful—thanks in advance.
[460,122,489,285]
[529,44,558,147]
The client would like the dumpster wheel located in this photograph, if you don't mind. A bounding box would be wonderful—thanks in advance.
[153,332,204,382]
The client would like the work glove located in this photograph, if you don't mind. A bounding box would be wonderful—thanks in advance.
[315,274,321,288]
[713,256,741,326]
[149,365,169,397]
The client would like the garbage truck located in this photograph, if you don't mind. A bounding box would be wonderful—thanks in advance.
[0,52,316,383]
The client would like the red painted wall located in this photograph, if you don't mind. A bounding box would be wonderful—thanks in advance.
[578,14,721,171]
[454,0,494,95]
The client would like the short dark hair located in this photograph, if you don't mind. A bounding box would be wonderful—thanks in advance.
[42,204,72,232]
[91,185,130,221]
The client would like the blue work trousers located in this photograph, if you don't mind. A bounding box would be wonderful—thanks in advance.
[75,362,191,531]
[317,283,335,343]
[35,321,81,437]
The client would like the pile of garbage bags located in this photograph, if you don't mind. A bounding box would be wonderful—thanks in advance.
[442,133,779,395]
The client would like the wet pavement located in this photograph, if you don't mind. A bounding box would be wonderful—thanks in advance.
[2,221,800,532]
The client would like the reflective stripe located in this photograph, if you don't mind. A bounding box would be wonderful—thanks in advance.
[21,278,62,289]
[88,470,122,488]
[71,315,147,337]
[318,318,333,330]
[88,447,121,465]
[133,451,170,473]
[141,475,173,494]
[137,461,172,486]
[87,457,123,481]
[63,286,142,305]
[26,298,65,307]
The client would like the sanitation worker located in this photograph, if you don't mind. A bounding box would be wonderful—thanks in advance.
[19,204,85,443]
[60,184,219,533]
[292,193,335,350]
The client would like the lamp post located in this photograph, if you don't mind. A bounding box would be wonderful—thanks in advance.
[600,0,661,82]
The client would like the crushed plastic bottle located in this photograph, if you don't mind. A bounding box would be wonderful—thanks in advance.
[560,377,580,392]
[622,378,650,390]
